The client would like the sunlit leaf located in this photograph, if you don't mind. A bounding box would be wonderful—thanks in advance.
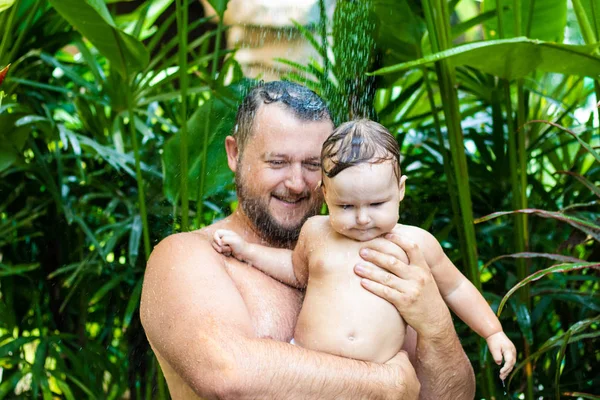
[475,208,600,242]
[371,38,600,81]
[498,261,600,315]
[507,315,600,389]
[482,252,584,272]
[556,170,600,198]
[48,0,149,77]
[525,120,600,163]
[128,214,142,267]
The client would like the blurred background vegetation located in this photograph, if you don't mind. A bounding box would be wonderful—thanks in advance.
[0,0,598,398]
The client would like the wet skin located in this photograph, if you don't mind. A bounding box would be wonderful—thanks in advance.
[294,162,410,363]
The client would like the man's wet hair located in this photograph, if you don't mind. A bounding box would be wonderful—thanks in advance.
[233,81,332,154]
[321,119,400,181]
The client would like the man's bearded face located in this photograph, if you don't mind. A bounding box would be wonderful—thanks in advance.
[235,165,323,247]
[232,105,332,247]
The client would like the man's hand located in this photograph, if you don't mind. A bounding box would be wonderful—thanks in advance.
[353,233,452,339]
[487,331,517,381]
[212,229,248,261]
[385,351,420,400]
[355,233,476,399]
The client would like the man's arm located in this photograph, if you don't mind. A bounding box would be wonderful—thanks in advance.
[355,234,475,400]
[141,232,419,399]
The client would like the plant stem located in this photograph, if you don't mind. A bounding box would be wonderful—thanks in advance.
[512,1,533,398]
[423,3,494,395]
[196,12,223,227]
[176,0,189,231]
[319,0,329,80]
[420,64,467,272]
[426,0,480,287]
[572,0,598,45]
[126,87,151,260]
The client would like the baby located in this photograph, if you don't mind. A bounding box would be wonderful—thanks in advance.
[213,119,516,379]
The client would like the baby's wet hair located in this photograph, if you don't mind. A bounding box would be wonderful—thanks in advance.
[321,119,400,180]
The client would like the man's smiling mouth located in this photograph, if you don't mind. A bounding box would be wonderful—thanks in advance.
[272,195,306,204]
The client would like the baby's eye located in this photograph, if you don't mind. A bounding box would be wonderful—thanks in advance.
[371,202,384,207]
[340,205,353,210]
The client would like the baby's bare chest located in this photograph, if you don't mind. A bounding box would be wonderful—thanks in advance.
[305,234,408,279]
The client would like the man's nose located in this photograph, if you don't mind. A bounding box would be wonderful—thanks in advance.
[284,163,306,194]
[356,208,370,225]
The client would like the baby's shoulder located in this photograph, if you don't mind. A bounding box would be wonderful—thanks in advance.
[301,215,330,235]
[392,223,438,246]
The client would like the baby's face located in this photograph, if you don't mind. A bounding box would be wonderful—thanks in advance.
[323,161,406,242]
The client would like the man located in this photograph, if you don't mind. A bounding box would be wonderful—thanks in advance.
[140,81,475,399]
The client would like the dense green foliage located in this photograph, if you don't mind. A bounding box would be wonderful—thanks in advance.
[0,0,598,398]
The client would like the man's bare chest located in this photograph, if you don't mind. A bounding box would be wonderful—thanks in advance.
[224,258,303,341]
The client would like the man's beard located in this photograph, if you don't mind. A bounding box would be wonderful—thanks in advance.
[235,173,322,248]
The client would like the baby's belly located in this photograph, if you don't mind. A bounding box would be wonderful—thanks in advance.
[294,276,406,363]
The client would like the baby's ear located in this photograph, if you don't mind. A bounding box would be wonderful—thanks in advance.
[398,175,407,201]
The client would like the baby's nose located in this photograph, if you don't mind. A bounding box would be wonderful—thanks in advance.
[356,209,370,225]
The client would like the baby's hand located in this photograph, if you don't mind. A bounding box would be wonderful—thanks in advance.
[486,331,517,381]
[212,229,247,261]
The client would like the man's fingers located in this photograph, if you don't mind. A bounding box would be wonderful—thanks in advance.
[355,263,410,292]
[360,278,402,306]
[386,234,428,269]
[360,239,407,264]
[359,248,408,276]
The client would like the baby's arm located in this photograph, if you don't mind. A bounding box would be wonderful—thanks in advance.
[212,229,307,288]
[404,226,516,380]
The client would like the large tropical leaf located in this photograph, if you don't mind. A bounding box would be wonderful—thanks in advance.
[373,0,425,63]
[371,38,600,81]
[482,0,567,42]
[48,0,149,77]
[163,96,236,204]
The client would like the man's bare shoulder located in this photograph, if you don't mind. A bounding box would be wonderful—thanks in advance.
[146,230,216,271]
[146,218,235,272]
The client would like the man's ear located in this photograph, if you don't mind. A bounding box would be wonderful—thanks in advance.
[398,175,407,202]
[225,136,239,173]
